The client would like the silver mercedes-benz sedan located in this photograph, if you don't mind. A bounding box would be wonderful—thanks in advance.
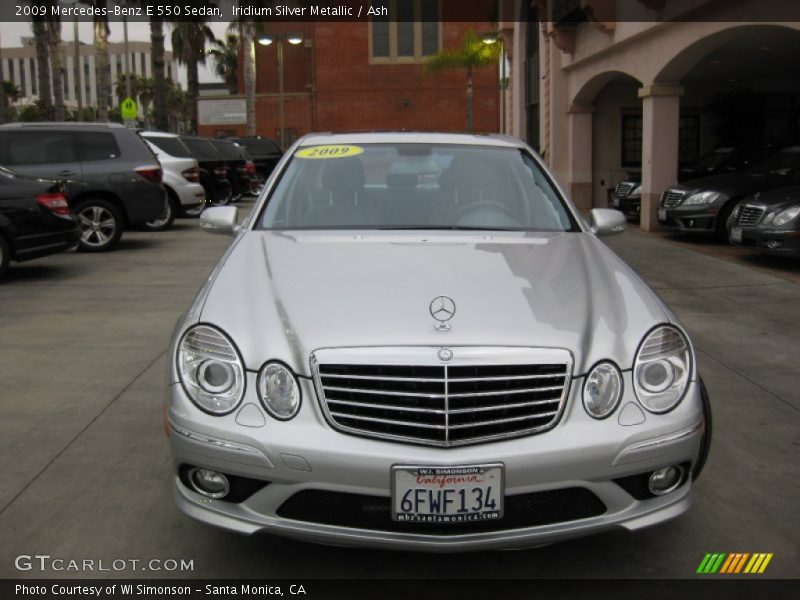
[166,132,712,551]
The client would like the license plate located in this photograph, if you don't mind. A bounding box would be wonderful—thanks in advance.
[612,196,620,208]
[391,464,504,523]
[658,208,667,221]
[731,227,742,243]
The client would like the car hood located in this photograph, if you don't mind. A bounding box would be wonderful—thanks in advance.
[196,231,672,377]
[742,184,800,209]
[674,171,790,198]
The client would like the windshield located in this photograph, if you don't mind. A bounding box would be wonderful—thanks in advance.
[686,148,734,171]
[748,147,800,176]
[258,144,578,232]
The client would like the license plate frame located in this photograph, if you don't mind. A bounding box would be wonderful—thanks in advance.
[391,463,504,523]
[731,227,743,243]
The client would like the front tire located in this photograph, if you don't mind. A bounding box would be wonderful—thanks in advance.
[714,202,735,242]
[143,193,177,231]
[0,234,10,280]
[76,199,123,252]
[692,378,713,481]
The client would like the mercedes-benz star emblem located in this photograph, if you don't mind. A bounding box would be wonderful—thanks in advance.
[437,348,453,362]
[429,296,456,331]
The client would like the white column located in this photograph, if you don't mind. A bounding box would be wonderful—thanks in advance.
[567,104,594,213]
[638,85,683,232]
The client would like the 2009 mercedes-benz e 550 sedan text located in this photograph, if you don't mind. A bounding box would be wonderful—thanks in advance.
[166,133,712,551]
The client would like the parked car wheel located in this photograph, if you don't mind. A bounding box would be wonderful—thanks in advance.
[143,193,177,231]
[714,201,735,242]
[692,378,713,481]
[0,234,10,280]
[76,199,123,252]
[210,189,232,207]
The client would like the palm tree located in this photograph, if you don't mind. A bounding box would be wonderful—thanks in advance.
[31,16,53,119]
[114,73,142,106]
[208,33,240,94]
[149,12,168,130]
[138,77,155,128]
[241,21,256,136]
[165,79,189,133]
[423,29,500,133]
[92,1,111,121]
[47,13,65,121]
[171,17,217,134]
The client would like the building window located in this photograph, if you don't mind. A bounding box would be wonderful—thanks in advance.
[621,115,642,168]
[678,115,700,164]
[369,0,440,63]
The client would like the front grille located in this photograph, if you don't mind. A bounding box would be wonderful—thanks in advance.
[661,190,685,208]
[276,488,607,535]
[738,205,766,226]
[312,348,571,447]
[615,181,637,197]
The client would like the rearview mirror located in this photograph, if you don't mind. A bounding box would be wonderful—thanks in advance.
[589,208,626,237]
[200,206,240,236]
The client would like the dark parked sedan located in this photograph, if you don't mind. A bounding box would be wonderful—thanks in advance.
[728,186,800,256]
[658,146,800,240]
[0,167,80,279]
[180,136,233,206]
[612,145,776,221]
[228,136,283,191]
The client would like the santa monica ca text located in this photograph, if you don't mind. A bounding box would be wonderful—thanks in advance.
[16,584,307,596]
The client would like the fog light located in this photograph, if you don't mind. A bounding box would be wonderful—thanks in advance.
[648,465,684,496]
[766,240,783,249]
[188,468,230,499]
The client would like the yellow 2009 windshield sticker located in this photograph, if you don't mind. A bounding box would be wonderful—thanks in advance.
[295,145,364,159]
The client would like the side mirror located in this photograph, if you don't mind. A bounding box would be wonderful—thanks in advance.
[589,208,626,237]
[200,206,240,236]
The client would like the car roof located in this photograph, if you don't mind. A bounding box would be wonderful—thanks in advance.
[140,131,180,139]
[0,122,127,130]
[297,131,525,148]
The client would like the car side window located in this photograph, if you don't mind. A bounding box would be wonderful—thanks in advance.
[76,132,121,162]
[2,131,78,165]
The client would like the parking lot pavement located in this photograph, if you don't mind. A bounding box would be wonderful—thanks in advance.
[0,207,797,579]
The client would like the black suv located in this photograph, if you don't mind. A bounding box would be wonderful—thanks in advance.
[0,123,165,251]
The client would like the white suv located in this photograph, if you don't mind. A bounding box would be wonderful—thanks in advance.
[140,131,206,228]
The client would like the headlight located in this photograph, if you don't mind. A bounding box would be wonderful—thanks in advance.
[731,204,742,220]
[257,361,301,420]
[683,191,719,206]
[177,325,245,415]
[762,211,775,225]
[772,206,800,227]
[583,362,623,419]
[633,325,691,414]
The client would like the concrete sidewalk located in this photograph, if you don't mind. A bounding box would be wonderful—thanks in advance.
[0,212,797,578]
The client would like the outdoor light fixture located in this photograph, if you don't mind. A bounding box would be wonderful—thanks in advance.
[255,33,305,149]
[481,32,499,44]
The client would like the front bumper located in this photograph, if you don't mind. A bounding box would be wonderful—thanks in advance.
[612,195,641,220]
[729,225,800,256]
[657,205,718,232]
[167,373,704,551]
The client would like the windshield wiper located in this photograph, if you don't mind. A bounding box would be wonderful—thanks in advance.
[376,226,520,231]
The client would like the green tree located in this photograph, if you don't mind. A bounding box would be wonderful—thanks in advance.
[30,15,53,119]
[2,81,22,110]
[208,33,240,95]
[46,8,65,121]
[171,16,217,133]
[423,29,500,133]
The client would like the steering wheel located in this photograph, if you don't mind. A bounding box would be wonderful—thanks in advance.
[453,200,519,224]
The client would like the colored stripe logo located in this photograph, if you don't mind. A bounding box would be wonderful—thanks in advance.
[697,553,773,574]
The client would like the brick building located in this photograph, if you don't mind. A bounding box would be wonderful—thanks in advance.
[197,14,500,142]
